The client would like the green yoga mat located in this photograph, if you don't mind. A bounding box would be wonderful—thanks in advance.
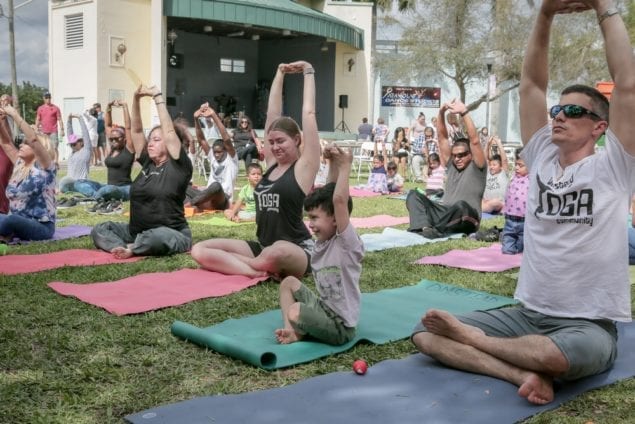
[171,280,517,369]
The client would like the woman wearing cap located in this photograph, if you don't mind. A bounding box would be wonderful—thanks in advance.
[0,104,57,241]
[57,113,92,197]
[191,60,320,279]
[90,84,192,259]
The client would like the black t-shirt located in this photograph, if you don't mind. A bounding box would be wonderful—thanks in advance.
[105,147,134,186]
[129,148,193,236]
[232,130,253,149]
[255,162,311,246]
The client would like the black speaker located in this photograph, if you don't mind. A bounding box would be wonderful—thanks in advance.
[339,94,348,109]
[168,53,183,68]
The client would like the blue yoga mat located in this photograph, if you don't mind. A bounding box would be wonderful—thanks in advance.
[171,280,517,369]
[127,323,635,424]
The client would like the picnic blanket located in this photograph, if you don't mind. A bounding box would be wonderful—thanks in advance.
[360,227,464,252]
[48,269,267,315]
[126,323,635,424]
[171,280,516,369]
[8,224,92,244]
[415,243,523,272]
[0,248,141,275]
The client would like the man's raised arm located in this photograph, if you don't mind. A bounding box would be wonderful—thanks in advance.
[596,0,635,155]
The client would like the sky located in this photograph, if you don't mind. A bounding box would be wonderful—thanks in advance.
[0,0,49,88]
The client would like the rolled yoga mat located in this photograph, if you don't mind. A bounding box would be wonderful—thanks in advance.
[171,280,517,369]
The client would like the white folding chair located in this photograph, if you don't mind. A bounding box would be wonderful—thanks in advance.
[353,141,376,181]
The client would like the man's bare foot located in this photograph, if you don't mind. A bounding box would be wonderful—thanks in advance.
[422,309,485,345]
[518,373,554,405]
[112,246,134,259]
[275,328,302,344]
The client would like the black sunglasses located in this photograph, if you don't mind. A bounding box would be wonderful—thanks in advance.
[549,104,603,121]
[453,151,471,159]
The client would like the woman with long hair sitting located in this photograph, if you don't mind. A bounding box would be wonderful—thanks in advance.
[0,105,56,242]
[232,115,263,168]
[192,61,320,278]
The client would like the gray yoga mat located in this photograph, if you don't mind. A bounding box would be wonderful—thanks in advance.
[126,324,635,424]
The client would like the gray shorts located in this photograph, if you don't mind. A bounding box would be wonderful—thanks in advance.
[412,306,618,381]
[292,284,356,346]
[46,132,59,148]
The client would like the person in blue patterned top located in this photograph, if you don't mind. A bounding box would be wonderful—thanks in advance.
[0,105,57,241]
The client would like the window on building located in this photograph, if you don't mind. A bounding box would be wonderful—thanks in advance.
[220,58,245,74]
[65,13,84,49]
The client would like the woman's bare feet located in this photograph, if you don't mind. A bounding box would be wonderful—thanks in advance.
[111,246,134,259]
[422,309,485,345]
[275,328,302,344]
[518,373,554,404]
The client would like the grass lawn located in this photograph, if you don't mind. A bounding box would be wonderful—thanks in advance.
[1,166,633,423]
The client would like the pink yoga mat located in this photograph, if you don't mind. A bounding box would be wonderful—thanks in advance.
[415,243,522,272]
[48,269,268,315]
[304,215,409,231]
[0,249,141,275]
[349,187,382,197]
[351,215,409,228]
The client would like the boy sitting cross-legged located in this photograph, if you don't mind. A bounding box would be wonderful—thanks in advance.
[275,144,364,345]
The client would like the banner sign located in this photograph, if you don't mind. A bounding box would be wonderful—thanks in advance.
[381,86,441,108]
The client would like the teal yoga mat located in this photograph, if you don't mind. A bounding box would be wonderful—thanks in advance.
[171,280,517,369]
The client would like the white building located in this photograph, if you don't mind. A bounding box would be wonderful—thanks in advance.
[48,0,373,158]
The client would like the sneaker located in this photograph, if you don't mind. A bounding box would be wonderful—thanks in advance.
[87,199,106,213]
[421,227,444,239]
[474,227,501,242]
[57,198,78,209]
[97,200,123,215]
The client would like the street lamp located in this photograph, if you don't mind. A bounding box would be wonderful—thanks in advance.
[485,57,495,133]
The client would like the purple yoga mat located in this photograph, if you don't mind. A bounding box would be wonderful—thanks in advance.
[8,225,92,244]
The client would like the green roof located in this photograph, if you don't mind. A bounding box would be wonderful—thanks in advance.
[163,0,364,49]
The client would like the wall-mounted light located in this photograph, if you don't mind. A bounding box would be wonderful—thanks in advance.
[320,42,328,52]
[114,43,127,62]
[167,29,178,46]
[251,34,260,41]
[282,29,291,36]
[203,25,213,33]
[227,30,245,38]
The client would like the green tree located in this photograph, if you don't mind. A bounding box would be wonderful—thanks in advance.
[0,81,47,123]
[374,0,630,111]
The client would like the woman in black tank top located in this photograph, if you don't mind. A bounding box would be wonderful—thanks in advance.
[192,61,321,280]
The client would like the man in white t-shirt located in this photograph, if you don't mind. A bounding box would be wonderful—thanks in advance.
[412,0,635,406]
[188,103,238,210]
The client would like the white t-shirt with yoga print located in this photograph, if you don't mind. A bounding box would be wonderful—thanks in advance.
[516,125,635,322]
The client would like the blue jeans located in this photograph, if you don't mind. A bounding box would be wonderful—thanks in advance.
[95,184,130,201]
[72,179,103,197]
[61,179,130,201]
[628,227,635,265]
[0,214,55,241]
[501,215,524,254]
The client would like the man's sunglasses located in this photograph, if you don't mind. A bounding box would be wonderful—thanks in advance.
[549,104,603,120]
[453,151,471,159]
[109,137,123,142]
